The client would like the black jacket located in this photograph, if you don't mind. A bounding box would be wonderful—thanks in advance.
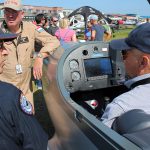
[0,81,48,150]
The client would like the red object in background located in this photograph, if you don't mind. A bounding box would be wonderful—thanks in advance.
[91,100,98,107]
[118,20,124,25]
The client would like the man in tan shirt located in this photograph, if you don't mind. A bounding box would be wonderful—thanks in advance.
[0,0,60,108]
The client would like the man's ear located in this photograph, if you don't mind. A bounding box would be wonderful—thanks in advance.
[139,55,149,69]
[21,11,24,19]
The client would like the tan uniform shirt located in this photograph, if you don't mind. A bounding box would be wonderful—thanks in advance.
[0,21,60,106]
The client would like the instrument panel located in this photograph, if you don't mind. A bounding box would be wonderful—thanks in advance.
[62,42,125,93]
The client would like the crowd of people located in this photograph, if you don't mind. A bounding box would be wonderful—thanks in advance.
[1,0,150,149]
[32,13,112,43]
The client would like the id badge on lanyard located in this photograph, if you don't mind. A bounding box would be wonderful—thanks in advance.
[16,64,22,74]
[14,32,23,74]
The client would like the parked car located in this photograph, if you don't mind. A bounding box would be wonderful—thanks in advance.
[124,19,136,25]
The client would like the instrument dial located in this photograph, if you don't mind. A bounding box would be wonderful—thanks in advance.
[69,60,79,69]
[71,71,81,81]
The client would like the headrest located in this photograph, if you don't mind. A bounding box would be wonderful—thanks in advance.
[112,109,150,134]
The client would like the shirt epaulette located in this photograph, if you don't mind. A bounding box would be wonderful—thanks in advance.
[36,26,44,33]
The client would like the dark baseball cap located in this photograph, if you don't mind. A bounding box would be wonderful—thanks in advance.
[109,23,150,54]
[0,33,17,42]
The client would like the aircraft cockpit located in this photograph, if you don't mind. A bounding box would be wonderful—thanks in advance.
[43,41,143,150]
[60,41,128,117]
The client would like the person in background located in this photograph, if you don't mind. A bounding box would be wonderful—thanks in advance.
[35,13,49,33]
[0,0,60,109]
[55,17,77,43]
[116,19,124,30]
[44,17,50,30]
[90,15,109,41]
[84,21,92,41]
[101,23,150,128]
[99,20,112,41]
[0,33,49,150]
[146,18,150,23]
[48,16,59,36]
[34,13,50,90]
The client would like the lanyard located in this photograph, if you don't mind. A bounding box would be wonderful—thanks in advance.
[12,34,22,61]
[130,78,150,89]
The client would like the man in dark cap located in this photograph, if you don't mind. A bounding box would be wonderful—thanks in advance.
[101,23,150,128]
[0,33,49,150]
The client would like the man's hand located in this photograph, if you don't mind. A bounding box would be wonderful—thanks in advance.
[33,57,43,79]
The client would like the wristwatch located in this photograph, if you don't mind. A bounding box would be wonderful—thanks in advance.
[37,53,43,58]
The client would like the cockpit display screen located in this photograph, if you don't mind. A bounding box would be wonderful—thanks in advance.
[84,57,112,78]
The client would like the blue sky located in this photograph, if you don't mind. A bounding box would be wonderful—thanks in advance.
[1,0,150,16]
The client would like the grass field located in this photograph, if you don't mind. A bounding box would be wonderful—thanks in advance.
[77,25,136,41]
[111,26,135,40]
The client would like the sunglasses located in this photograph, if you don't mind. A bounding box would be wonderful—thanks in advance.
[0,41,13,50]
[53,20,58,22]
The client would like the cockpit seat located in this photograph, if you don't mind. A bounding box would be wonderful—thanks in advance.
[112,109,150,150]
[112,109,150,134]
